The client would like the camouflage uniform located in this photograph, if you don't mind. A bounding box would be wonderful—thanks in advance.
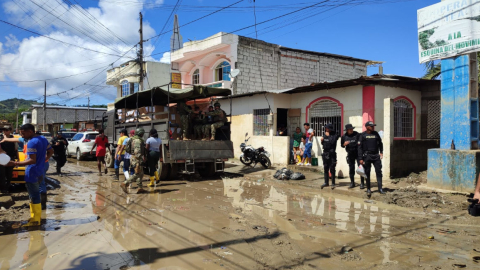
[125,135,145,188]
[177,101,193,140]
[204,107,226,139]
[193,114,206,139]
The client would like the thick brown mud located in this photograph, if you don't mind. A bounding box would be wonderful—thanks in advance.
[0,159,478,269]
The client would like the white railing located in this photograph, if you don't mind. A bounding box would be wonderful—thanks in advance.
[201,80,232,89]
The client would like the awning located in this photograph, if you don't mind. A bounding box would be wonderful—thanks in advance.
[114,85,232,109]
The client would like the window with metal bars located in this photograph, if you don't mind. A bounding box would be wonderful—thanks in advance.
[253,109,270,136]
[394,99,414,138]
[309,99,342,136]
[121,80,129,97]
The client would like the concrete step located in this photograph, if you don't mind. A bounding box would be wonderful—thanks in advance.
[287,164,321,173]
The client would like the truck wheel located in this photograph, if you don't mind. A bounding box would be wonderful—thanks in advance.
[198,162,215,178]
[76,149,83,161]
[105,151,114,168]
[158,161,170,180]
[169,164,178,179]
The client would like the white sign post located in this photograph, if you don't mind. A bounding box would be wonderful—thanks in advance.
[418,0,480,63]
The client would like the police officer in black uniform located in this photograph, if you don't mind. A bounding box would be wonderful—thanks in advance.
[341,124,365,189]
[51,131,69,175]
[320,123,339,189]
[358,121,384,197]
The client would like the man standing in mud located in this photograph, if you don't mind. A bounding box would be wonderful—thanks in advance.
[320,124,339,189]
[341,124,365,189]
[358,121,384,197]
[51,131,68,175]
[120,128,146,194]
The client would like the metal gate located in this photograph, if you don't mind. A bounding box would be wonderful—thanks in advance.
[394,99,414,138]
[309,100,342,136]
[427,99,440,139]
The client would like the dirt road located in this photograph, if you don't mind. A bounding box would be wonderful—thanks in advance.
[0,160,478,269]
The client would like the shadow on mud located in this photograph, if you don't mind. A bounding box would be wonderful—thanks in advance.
[65,232,283,270]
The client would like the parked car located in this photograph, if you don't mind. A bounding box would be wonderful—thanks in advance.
[11,135,26,184]
[67,132,99,160]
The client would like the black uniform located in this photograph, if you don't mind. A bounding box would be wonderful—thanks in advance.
[341,131,365,187]
[321,131,339,186]
[357,131,383,192]
[51,136,68,174]
[0,134,17,193]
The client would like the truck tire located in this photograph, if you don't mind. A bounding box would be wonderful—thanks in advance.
[105,151,114,168]
[169,164,178,179]
[198,162,215,178]
[158,161,170,181]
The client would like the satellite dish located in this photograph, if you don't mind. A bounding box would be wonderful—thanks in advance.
[230,69,241,78]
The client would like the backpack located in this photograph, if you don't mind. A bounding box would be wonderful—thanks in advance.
[125,137,134,155]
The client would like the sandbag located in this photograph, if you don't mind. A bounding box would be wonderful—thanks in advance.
[290,172,305,180]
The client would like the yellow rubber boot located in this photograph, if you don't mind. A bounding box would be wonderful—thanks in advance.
[296,155,301,163]
[154,171,160,182]
[148,176,155,187]
[23,203,41,227]
[29,203,34,218]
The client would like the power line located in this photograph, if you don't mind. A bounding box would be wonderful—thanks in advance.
[0,19,133,58]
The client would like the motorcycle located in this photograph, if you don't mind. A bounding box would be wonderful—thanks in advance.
[239,133,272,168]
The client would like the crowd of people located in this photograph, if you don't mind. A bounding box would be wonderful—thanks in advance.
[291,121,384,197]
[178,100,227,141]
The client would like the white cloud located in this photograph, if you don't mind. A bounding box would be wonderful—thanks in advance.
[159,52,171,63]
[5,34,19,48]
[0,0,162,105]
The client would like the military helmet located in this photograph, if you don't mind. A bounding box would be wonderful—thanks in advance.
[214,102,221,107]
[135,127,145,137]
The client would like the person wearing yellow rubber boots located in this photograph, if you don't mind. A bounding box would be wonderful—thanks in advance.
[146,129,162,187]
[7,124,53,227]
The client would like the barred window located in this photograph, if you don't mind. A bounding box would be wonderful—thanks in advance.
[192,69,200,85]
[253,109,270,136]
[309,99,342,136]
[394,99,414,138]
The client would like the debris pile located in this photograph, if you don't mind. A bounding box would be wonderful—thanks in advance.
[273,168,305,180]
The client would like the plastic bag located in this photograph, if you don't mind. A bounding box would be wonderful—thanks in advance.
[356,165,367,178]
[0,153,11,166]
[273,170,282,179]
[290,172,305,180]
[280,168,293,177]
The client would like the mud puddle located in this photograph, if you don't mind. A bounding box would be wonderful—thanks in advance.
[0,161,478,269]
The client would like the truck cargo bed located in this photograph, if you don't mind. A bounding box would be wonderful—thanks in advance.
[169,140,234,160]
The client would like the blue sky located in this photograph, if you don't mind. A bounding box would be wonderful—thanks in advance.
[0,0,439,105]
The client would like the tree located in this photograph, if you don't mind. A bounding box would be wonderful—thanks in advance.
[423,52,480,82]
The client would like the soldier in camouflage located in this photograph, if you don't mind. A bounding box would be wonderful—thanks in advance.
[177,99,193,140]
[120,128,146,194]
[203,102,226,141]
[193,106,205,140]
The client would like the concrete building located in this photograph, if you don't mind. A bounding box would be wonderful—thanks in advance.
[30,105,106,133]
[218,74,440,179]
[171,32,369,94]
[21,111,31,124]
[106,60,171,99]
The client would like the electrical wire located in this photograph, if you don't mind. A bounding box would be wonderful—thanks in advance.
[0,19,133,58]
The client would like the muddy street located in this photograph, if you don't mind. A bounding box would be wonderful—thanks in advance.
[0,160,478,270]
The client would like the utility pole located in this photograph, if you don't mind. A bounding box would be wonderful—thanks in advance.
[43,81,46,132]
[139,12,144,92]
[87,96,90,121]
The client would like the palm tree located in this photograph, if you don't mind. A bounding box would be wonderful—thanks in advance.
[422,52,480,81]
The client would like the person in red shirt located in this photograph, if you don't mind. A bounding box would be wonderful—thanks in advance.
[90,129,110,176]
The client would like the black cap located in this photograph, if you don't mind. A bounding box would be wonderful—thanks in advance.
[325,123,334,130]
[365,121,376,127]
[345,124,355,130]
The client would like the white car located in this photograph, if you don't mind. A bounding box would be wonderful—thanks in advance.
[67,132,99,160]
